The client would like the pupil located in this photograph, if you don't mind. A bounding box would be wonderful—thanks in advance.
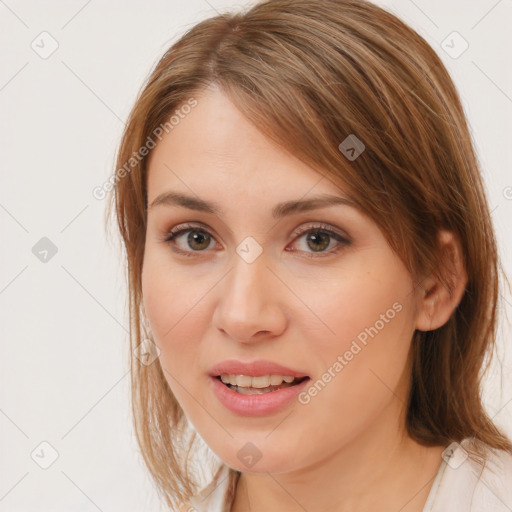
[188,231,210,250]
[307,232,329,252]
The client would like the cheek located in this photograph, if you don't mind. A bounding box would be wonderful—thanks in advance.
[141,261,206,421]
[295,257,416,408]
[300,256,414,352]
[142,247,205,338]
[141,251,203,378]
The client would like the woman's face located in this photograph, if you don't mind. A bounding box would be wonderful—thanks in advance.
[142,86,424,473]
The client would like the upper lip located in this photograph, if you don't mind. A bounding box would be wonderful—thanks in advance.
[209,359,310,378]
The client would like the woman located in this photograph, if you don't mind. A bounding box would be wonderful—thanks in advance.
[107,0,512,510]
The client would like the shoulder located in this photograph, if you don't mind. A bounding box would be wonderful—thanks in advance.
[471,440,512,510]
[430,438,512,511]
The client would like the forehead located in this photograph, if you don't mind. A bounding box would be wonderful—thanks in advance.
[146,88,345,203]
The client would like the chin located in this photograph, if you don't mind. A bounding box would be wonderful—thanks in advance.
[217,443,299,474]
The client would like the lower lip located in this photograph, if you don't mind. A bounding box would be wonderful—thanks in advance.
[209,376,310,416]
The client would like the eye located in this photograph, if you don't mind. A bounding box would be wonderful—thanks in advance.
[162,223,217,257]
[287,223,351,258]
[161,222,350,258]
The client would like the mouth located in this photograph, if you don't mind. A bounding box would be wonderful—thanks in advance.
[214,375,310,395]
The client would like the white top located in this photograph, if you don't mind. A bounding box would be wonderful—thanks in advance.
[187,439,512,511]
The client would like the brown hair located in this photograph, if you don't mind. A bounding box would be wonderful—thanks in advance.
[106,0,511,508]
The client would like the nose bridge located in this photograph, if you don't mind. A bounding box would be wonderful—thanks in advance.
[224,247,271,319]
[213,244,286,341]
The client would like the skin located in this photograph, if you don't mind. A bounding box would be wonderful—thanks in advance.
[142,84,467,512]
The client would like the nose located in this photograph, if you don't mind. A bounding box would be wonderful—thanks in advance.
[212,250,287,343]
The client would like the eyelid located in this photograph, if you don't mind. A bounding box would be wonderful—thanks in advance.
[291,222,350,242]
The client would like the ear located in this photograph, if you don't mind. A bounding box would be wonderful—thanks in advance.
[415,230,468,332]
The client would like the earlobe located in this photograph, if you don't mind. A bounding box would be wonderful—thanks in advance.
[415,230,468,332]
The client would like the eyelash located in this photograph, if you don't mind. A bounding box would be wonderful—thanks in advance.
[161,222,351,259]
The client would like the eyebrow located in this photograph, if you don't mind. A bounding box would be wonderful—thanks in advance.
[148,191,357,220]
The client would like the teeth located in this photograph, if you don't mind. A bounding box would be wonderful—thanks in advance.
[219,374,297,388]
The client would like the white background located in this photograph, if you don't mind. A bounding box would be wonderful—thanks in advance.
[1,0,511,510]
